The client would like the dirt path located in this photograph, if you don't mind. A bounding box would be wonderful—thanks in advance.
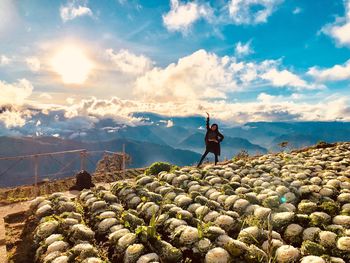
[0,181,116,262]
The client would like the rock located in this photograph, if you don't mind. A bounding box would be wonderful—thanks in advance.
[91,201,107,213]
[300,256,325,263]
[70,224,95,242]
[46,241,69,254]
[272,212,295,228]
[337,236,350,251]
[213,215,235,232]
[109,229,130,243]
[237,226,265,245]
[303,227,321,241]
[36,204,53,218]
[329,257,345,263]
[116,233,137,252]
[337,193,350,203]
[254,206,271,219]
[179,226,199,245]
[332,215,350,227]
[245,244,267,262]
[136,253,159,263]
[261,239,283,253]
[71,243,98,259]
[318,231,337,248]
[284,224,303,245]
[44,234,64,246]
[275,245,300,263]
[205,247,231,263]
[279,203,296,212]
[263,196,280,208]
[309,212,331,226]
[298,201,317,214]
[233,199,250,213]
[124,244,145,263]
[97,218,118,234]
[221,238,248,257]
[194,238,212,254]
[35,220,59,240]
[52,256,69,263]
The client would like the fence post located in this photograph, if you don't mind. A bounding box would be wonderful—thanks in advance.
[34,155,39,196]
[80,150,87,171]
[122,144,126,179]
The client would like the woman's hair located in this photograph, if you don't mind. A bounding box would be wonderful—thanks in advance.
[211,123,218,130]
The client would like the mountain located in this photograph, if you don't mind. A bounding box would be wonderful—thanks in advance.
[222,121,350,149]
[0,136,200,187]
[178,132,267,159]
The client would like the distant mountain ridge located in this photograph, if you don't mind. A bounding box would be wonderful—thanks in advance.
[0,136,201,187]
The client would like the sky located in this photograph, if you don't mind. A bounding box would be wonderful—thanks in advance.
[1,0,350,131]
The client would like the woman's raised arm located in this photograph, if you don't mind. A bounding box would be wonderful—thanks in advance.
[206,112,210,130]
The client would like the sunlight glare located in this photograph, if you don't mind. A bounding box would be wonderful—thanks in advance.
[51,45,93,84]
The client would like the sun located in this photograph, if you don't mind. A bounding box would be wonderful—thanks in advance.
[51,45,93,84]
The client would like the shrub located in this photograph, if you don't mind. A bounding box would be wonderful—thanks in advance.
[145,162,174,175]
[233,150,249,161]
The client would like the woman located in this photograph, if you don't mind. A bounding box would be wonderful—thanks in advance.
[197,112,224,167]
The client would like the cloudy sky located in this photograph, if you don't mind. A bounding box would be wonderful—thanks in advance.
[1,0,350,130]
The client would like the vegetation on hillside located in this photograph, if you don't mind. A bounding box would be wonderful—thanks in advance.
[6,142,350,262]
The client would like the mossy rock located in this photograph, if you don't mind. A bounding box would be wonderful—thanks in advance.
[145,162,174,176]
[263,196,280,209]
[301,241,326,256]
[320,201,340,216]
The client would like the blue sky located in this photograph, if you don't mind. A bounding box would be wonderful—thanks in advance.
[1,0,350,129]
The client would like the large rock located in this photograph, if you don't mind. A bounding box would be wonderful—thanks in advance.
[275,245,300,263]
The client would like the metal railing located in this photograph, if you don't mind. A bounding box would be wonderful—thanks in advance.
[0,145,127,195]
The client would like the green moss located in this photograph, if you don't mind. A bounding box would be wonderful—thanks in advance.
[320,201,340,216]
[242,215,267,229]
[263,196,280,209]
[301,240,326,256]
[145,162,174,176]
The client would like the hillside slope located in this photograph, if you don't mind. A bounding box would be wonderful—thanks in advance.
[5,142,350,263]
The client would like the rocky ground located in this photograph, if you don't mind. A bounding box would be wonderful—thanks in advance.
[0,168,144,206]
[7,142,350,262]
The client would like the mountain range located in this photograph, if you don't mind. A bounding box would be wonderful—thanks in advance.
[1,112,350,187]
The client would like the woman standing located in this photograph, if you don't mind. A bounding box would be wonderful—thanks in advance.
[197,112,224,167]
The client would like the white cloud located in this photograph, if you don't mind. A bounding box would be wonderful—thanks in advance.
[59,95,350,125]
[66,97,75,104]
[63,97,144,126]
[0,55,11,65]
[134,49,235,102]
[322,0,350,47]
[308,59,350,82]
[134,49,316,102]
[257,92,278,103]
[293,7,302,15]
[235,41,253,57]
[60,1,93,22]
[39,93,52,100]
[163,0,213,33]
[261,68,316,89]
[228,0,283,25]
[105,49,154,75]
[26,57,41,72]
[0,79,33,106]
[0,109,29,128]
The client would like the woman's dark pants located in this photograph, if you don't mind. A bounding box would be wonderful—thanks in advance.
[197,150,218,166]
